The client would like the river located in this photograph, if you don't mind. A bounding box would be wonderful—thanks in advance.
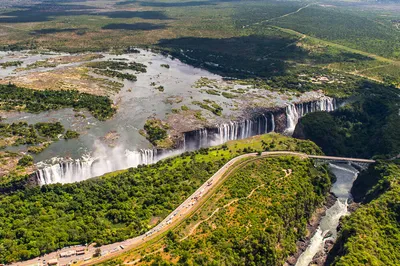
[295,163,360,266]
[0,49,337,185]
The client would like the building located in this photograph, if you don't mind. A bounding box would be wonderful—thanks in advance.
[47,259,58,266]
[60,250,75,258]
[76,248,86,255]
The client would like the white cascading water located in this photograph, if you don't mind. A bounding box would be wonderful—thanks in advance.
[186,97,337,150]
[36,97,337,185]
[285,96,336,134]
[270,113,275,132]
[285,104,300,134]
[185,112,275,150]
[295,163,359,266]
[36,142,157,185]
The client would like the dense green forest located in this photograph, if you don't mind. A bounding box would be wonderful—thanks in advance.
[294,81,400,158]
[326,161,400,266]
[0,134,321,263]
[139,156,331,265]
[0,84,116,120]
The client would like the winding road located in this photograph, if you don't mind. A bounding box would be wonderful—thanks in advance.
[10,152,374,266]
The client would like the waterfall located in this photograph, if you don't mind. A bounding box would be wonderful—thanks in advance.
[285,96,336,134]
[185,115,270,151]
[285,104,299,134]
[270,113,275,132]
[36,97,338,185]
[36,147,157,185]
[185,97,337,150]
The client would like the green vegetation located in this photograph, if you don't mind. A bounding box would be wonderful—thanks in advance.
[0,84,116,120]
[0,1,399,264]
[204,89,220,96]
[141,118,170,147]
[17,155,33,167]
[0,0,397,91]
[359,63,400,87]
[0,134,322,263]
[0,61,22,68]
[22,60,57,70]
[27,143,50,154]
[270,6,400,59]
[160,64,170,69]
[64,130,80,139]
[0,121,79,154]
[221,91,237,99]
[193,77,223,89]
[193,100,223,116]
[326,161,400,266]
[194,110,205,121]
[294,80,400,265]
[155,85,164,92]
[0,121,59,146]
[34,122,64,139]
[92,68,137,81]
[180,105,189,111]
[294,81,400,158]
[139,156,331,265]
[86,60,147,73]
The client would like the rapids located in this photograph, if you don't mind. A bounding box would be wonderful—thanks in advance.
[295,163,360,266]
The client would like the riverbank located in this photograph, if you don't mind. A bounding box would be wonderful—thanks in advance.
[285,192,337,266]
[291,163,362,266]
[309,201,360,266]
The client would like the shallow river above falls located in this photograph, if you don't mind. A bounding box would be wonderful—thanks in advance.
[0,49,337,184]
[2,50,225,161]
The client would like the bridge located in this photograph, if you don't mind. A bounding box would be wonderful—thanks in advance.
[308,155,375,169]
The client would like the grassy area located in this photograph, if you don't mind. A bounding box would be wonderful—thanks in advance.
[270,5,400,59]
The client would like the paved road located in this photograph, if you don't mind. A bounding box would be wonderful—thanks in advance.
[9,152,372,266]
[308,155,375,163]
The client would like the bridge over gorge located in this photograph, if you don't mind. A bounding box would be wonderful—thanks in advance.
[308,155,376,169]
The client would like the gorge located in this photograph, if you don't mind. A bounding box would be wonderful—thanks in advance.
[295,163,361,266]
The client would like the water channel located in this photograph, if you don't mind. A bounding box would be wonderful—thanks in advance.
[295,163,360,266]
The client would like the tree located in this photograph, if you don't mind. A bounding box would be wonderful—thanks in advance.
[17,155,33,166]
[94,248,102,257]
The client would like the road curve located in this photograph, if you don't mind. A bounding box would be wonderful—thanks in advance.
[83,151,308,265]
[10,152,373,266]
